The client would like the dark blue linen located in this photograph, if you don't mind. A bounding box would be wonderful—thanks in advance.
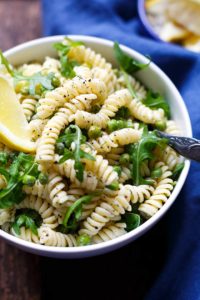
[42,1,200,299]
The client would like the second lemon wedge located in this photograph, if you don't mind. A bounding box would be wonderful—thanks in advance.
[0,74,35,153]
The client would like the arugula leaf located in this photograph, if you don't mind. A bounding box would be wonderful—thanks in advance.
[60,56,78,79]
[0,153,39,208]
[58,148,74,164]
[0,50,14,75]
[14,72,55,96]
[171,162,184,181]
[0,152,9,165]
[12,208,42,235]
[54,37,84,56]
[54,37,84,79]
[63,194,99,231]
[130,128,168,185]
[123,212,141,232]
[58,125,95,182]
[113,42,150,99]
[142,90,170,118]
[114,42,150,74]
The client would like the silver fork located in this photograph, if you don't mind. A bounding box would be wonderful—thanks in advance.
[156,131,200,162]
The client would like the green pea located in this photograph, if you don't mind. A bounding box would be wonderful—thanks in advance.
[77,234,91,246]
[38,173,49,185]
[107,181,119,191]
[119,153,130,166]
[155,120,167,131]
[22,175,36,187]
[117,120,125,129]
[52,76,60,88]
[107,119,118,133]
[35,83,45,95]
[15,81,29,94]
[113,166,122,176]
[151,168,162,179]
[88,126,102,139]
[55,142,65,155]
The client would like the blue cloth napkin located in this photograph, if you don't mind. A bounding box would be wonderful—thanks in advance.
[42,1,200,299]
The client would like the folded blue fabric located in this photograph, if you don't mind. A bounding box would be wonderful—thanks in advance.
[42,1,200,299]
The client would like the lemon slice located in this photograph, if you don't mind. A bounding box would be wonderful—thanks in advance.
[0,74,35,153]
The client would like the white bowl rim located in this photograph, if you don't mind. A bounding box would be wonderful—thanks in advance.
[0,35,192,256]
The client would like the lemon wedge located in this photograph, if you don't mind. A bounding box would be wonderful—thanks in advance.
[0,74,35,153]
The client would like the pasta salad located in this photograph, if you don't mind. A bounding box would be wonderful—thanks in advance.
[0,38,184,247]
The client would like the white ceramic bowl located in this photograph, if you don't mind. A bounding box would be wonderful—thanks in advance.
[0,35,192,258]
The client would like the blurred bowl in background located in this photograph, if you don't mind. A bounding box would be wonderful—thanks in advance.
[137,0,162,42]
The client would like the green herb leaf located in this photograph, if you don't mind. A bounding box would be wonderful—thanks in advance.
[0,153,39,208]
[123,213,141,232]
[114,42,150,74]
[131,128,168,185]
[0,152,9,165]
[0,50,14,75]
[113,42,150,99]
[171,162,184,181]
[62,194,99,232]
[14,72,55,96]
[60,56,78,79]
[79,149,96,161]
[58,125,95,182]
[58,148,74,164]
[53,37,84,56]
[12,208,42,236]
[142,90,170,118]
[63,194,97,226]
[54,37,84,79]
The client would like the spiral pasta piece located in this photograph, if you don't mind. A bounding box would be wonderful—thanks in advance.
[42,57,61,74]
[36,77,107,119]
[91,67,118,94]
[11,227,39,243]
[54,158,98,191]
[0,208,15,225]
[89,128,141,154]
[38,226,77,247]
[29,119,48,141]
[165,120,181,135]
[139,163,174,219]
[21,98,38,121]
[36,94,96,164]
[83,154,118,186]
[23,180,49,200]
[154,145,181,170]
[74,89,132,129]
[16,195,58,229]
[117,73,147,100]
[19,63,42,76]
[47,172,74,207]
[92,222,126,244]
[67,44,114,72]
[104,147,124,165]
[119,167,132,183]
[128,98,165,124]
